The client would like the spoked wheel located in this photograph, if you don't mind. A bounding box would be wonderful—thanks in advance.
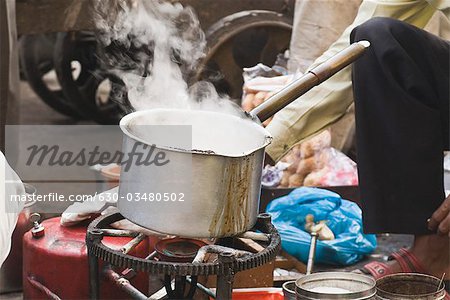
[54,32,130,124]
[19,34,85,119]
[195,10,292,102]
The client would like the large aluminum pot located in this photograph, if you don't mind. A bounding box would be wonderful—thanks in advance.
[118,41,370,238]
[118,109,271,238]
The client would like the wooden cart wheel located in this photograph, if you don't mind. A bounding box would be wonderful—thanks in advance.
[19,34,85,119]
[54,32,130,124]
[195,10,292,102]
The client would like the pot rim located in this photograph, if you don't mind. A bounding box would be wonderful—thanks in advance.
[282,280,297,294]
[295,272,376,299]
[376,273,446,298]
[119,108,273,158]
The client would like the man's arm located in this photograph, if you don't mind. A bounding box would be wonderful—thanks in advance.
[266,0,442,162]
[429,0,450,17]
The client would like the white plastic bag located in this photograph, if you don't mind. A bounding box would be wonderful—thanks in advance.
[241,65,297,127]
[0,151,25,268]
[61,187,118,226]
[274,130,358,188]
[61,187,165,236]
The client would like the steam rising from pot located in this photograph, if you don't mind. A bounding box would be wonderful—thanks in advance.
[94,0,244,116]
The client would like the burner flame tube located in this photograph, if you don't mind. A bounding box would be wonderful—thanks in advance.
[104,265,148,300]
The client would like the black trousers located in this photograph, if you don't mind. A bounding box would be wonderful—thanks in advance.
[351,18,449,234]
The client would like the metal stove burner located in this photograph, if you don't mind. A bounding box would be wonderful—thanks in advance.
[155,238,208,263]
[86,212,281,300]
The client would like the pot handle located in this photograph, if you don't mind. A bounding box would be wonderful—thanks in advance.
[249,41,370,122]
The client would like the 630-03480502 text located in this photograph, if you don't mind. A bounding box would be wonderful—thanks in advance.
[9,192,186,203]
[122,192,185,202]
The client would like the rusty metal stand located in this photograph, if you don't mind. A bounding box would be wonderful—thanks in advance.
[86,212,281,300]
[216,252,236,300]
[87,229,102,300]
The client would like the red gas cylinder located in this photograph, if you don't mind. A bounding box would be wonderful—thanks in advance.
[23,217,157,299]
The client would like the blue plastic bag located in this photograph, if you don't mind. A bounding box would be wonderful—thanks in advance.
[266,187,376,266]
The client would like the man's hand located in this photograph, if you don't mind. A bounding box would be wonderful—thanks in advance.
[428,195,450,236]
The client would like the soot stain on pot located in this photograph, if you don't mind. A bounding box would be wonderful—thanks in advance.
[157,145,216,155]
[209,155,252,236]
[191,149,216,155]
